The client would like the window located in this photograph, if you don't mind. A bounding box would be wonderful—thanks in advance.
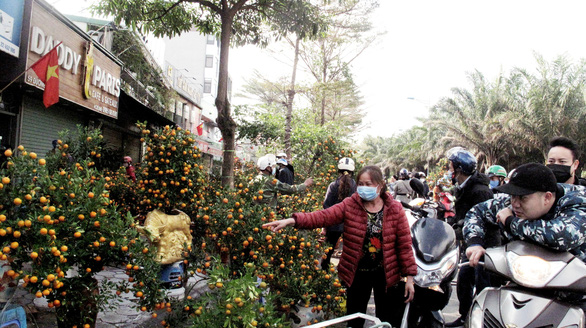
[204,80,212,93]
[206,35,215,45]
[205,55,213,68]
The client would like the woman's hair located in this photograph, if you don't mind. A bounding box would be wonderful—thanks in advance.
[337,170,354,201]
[356,165,388,196]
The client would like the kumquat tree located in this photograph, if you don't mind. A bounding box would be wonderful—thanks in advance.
[157,131,361,327]
[0,128,166,328]
[1,119,362,327]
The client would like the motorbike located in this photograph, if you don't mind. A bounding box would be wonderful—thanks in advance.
[467,240,586,328]
[401,199,460,328]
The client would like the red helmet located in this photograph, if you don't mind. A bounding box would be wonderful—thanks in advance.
[123,156,132,163]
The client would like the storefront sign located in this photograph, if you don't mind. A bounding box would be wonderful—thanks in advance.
[0,0,25,57]
[165,62,201,105]
[25,1,121,118]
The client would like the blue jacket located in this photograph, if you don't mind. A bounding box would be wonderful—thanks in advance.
[464,183,586,262]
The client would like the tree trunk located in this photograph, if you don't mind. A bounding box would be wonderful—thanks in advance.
[216,12,237,188]
[320,41,327,126]
[55,277,99,328]
[284,37,300,158]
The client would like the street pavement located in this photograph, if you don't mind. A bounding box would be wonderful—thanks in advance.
[2,267,210,328]
[3,263,461,328]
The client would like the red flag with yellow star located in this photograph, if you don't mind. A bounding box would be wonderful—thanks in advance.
[31,45,60,108]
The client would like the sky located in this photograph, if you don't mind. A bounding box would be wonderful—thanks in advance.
[49,0,586,142]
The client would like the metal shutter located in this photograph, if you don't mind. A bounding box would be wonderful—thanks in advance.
[20,96,85,157]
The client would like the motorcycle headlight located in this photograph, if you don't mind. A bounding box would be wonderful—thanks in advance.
[468,303,483,328]
[414,248,459,288]
[506,252,566,288]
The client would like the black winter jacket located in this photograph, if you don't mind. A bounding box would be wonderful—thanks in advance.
[323,176,356,232]
[277,166,294,185]
[453,172,494,242]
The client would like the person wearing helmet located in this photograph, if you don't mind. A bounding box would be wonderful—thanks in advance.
[276,152,295,179]
[321,157,358,270]
[417,171,430,198]
[256,155,312,209]
[445,148,495,327]
[123,156,136,182]
[486,165,507,192]
[393,168,414,203]
[276,158,294,185]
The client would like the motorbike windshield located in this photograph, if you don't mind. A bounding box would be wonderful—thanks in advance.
[411,217,457,263]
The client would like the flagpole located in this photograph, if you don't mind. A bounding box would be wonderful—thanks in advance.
[0,42,63,95]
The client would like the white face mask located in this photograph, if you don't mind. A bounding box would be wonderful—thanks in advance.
[271,167,276,175]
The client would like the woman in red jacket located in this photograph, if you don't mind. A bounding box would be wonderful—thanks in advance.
[263,165,416,327]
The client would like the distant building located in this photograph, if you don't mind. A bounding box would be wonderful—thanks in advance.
[145,30,228,163]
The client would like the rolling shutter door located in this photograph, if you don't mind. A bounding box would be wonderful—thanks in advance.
[20,96,85,157]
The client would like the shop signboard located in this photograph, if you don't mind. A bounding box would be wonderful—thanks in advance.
[0,0,25,57]
[24,1,121,118]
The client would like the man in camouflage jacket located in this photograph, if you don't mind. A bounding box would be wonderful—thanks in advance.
[255,155,313,210]
[464,163,586,266]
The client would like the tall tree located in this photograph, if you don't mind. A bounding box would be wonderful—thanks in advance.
[298,0,378,125]
[503,55,586,160]
[94,0,325,187]
[426,70,515,169]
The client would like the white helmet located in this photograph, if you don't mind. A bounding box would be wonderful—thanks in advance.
[276,152,287,159]
[257,155,276,171]
[338,157,355,172]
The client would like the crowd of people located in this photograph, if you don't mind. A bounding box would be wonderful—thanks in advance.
[257,135,586,327]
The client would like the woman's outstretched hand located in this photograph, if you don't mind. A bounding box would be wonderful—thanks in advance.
[262,218,295,232]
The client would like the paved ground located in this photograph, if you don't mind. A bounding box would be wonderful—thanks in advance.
[2,262,461,328]
[2,267,210,328]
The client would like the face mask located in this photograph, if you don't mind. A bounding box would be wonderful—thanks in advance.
[420,178,426,182]
[357,186,379,201]
[547,164,572,183]
[444,170,453,180]
[271,167,277,175]
[489,180,499,189]
[446,170,458,185]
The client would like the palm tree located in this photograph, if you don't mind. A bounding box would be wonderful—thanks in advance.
[426,70,515,169]
[502,55,586,162]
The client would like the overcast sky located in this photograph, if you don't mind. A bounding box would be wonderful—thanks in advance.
[50,0,586,141]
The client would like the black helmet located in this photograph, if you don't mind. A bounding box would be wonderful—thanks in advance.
[447,147,477,175]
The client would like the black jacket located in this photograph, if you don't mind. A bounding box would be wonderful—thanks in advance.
[277,166,294,185]
[323,176,356,232]
[453,172,494,242]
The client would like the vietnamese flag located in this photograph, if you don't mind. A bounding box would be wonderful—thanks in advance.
[196,123,204,136]
[31,44,60,108]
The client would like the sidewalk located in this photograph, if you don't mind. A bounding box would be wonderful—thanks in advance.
[3,266,210,328]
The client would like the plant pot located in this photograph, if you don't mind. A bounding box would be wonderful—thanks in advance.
[55,277,99,328]
[160,261,184,289]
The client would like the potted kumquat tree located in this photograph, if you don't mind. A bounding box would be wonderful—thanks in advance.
[0,128,165,328]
